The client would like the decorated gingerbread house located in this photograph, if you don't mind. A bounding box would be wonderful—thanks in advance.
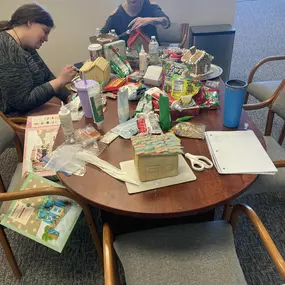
[80,57,110,84]
[127,29,150,53]
[182,46,214,76]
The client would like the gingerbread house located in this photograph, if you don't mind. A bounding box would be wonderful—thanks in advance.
[80,57,110,84]
[182,46,214,76]
[127,29,150,53]
[131,133,183,182]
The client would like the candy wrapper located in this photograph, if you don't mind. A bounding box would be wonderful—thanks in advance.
[137,112,162,135]
[111,118,138,139]
[172,122,206,139]
[205,80,220,90]
[73,124,101,146]
[125,82,147,101]
[109,46,133,78]
[171,76,188,100]
[127,71,144,83]
[193,89,206,105]
[198,86,219,109]
[171,77,202,101]
[104,78,126,93]
[134,94,153,115]
[162,62,190,93]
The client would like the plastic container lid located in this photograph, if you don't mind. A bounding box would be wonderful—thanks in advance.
[75,79,98,91]
[59,102,69,115]
[225,80,248,89]
[88,44,102,51]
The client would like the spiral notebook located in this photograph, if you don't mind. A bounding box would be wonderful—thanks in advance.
[205,130,278,175]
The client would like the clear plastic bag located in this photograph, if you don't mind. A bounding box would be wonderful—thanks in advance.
[172,122,206,139]
[43,144,86,176]
[111,118,138,139]
[43,124,107,176]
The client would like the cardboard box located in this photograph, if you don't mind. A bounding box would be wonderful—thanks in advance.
[104,40,127,61]
[134,153,179,182]
[89,34,118,57]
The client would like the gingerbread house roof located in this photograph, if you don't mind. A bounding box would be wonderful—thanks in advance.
[182,46,213,65]
[127,29,150,47]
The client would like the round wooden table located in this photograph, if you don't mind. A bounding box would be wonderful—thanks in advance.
[51,85,264,219]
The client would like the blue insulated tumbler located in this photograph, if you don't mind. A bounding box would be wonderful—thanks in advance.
[223,80,248,128]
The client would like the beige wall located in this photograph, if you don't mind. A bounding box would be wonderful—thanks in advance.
[0,0,236,74]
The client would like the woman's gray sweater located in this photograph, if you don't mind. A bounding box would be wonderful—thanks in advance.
[0,31,68,115]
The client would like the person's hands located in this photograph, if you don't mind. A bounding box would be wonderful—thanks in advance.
[57,65,77,86]
[128,17,153,31]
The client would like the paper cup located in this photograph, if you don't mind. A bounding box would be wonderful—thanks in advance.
[88,44,102,61]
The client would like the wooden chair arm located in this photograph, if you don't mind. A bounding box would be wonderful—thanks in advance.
[103,224,121,285]
[243,100,273,111]
[244,78,285,110]
[0,112,26,133]
[248,56,285,84]
[9,117,27,124]
[179,23,189,48]
[274,160,285,168]
[230,204,285,278]
[0,186,104,265]
[0,187,78,202]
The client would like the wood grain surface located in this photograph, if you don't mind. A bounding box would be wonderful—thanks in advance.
[49,84,264,218]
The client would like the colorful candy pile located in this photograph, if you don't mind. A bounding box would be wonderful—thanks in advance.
[131,133,183,156]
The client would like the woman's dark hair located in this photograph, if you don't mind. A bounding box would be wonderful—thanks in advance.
[0,3,54,32]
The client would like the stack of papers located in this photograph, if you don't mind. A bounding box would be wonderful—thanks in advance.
[205,130,278,175]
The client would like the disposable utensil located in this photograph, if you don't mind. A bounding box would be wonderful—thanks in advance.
[118,29,131,38]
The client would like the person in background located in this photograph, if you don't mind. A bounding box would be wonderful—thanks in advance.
[0,3,77,116]
[101,0,170,42]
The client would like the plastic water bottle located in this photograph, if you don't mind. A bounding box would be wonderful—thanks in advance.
[117,87,130,124]
[95,28,101,37]
[149,36,159,65]
[110,29,118,38]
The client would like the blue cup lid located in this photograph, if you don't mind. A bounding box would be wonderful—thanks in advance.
[226,80,248,89]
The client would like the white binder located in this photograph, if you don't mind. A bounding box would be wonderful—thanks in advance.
[205,130,278,175]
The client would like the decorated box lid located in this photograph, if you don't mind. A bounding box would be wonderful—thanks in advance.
[131,133,183,156]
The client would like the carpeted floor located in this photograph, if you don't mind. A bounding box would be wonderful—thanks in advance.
[1,0,285,284]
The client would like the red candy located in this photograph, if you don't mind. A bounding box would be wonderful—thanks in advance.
[137,118,147,133]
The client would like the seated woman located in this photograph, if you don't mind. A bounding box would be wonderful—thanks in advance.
[101,0,170,42]
[0,4,77,116]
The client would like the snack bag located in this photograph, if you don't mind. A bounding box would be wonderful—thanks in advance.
[162,62,190,93]
[134,94,153,115]
[109,46,133,78]
[198,86,220,109]
[103,78,126,93]
[137,112,162,135]
[172,122,206,139]
[171,76,188,100]
[185,80,202,97]
[125,82,147,101]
